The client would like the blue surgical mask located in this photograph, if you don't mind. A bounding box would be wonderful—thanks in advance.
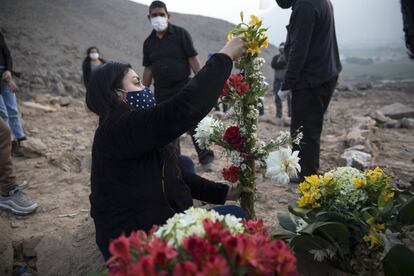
[125,87,156,111]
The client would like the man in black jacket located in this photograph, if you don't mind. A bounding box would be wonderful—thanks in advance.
[275,0,342,180]
[142,1,215,170]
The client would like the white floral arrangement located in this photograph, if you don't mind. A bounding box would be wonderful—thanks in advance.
[154,207,244,247]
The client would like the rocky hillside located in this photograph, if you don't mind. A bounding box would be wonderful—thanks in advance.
[0,0,276,99]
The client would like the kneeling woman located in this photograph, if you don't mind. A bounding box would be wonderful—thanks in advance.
[86,38,246,260]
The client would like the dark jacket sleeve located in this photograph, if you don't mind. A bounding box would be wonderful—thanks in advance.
[82,59,90,88]
[0,33,13,71]
[109,53,233,159]
[271,54,280,69]
[282,1,316,90]
[181,168,229,204]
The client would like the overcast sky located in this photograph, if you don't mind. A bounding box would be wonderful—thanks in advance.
[131,0,405,48]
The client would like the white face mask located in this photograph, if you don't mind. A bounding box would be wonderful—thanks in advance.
[151,16,168,32]
[89,53,99,60]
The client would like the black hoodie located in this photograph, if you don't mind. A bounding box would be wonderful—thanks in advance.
[282,0,342,91]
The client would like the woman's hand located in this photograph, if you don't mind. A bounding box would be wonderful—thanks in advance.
[219,37,247,61]
[226,182,242,201]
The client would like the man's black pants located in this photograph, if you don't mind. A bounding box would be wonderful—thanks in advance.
[290,76,338,179]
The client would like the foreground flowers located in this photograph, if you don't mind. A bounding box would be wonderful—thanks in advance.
[108,209,298,276]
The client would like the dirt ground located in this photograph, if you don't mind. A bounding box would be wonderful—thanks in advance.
[1,86,414,274]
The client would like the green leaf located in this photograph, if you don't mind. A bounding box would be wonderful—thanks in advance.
[300,222,349,244]
[288,204,313,219]
[383,245,414,276]
[291,234,331,251]
[277,212,298,233]
[398,197,414,225]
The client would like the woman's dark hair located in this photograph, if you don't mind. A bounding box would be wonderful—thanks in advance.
[85,62,131,119]
[86,46,99,56]
[149,1,168,14]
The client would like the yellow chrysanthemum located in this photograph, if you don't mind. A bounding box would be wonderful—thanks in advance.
[227,32,233,42]
[353,177,367,189]
[369,173,378,183]
[383,191,394,202]
[249,15,262,27]
[373,167,383,174]
[298,182,310,192]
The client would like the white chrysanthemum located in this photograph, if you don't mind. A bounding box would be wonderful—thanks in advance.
[265,147,301,185]
[155,207,244,247]
[194,116,222,149]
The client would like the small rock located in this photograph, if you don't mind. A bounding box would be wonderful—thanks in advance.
[354,81,373,90]
[22,235,44,258]
[21,101,57,112]
[22,138,48,156]
[35,94,52,104]
[378,103,414,120]
[278,198,289,204]
[340,150,372,170]
[53,81,66,96]
[346,127,370,147]
[73,127,84,134]
[0,217,13,276]
[370,110,400,128]
[401,117,414,129]
[352,116,376,130]
[59,96,72,107]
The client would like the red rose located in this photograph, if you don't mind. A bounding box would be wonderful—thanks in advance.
[222,166,240,183]
[223,126,244,149]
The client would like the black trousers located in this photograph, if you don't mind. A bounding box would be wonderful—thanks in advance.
[290,76,338,179]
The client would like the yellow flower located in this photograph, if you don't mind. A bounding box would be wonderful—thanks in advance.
[249,15,262,27]
[366,217,375,226]
[375,223,385,232]
[369,173,378,183]
[299,182,310,193]
[373,167,383,174]
[261,38,269,49]
[305,175,320,187]
[321,174,333,185]
[383,191,394,202]
[363,234,379,248]
[227,32,233,42]
[247,42,260,56]
[353,177,367,189]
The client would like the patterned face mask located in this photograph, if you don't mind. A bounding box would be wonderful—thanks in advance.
[125,87,156,110]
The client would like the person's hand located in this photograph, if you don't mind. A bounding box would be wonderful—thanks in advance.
[219,37,247,61]
[7,79,18,92]
[277,89,291,100]
[226,182,241,201]
[2,70,12,81]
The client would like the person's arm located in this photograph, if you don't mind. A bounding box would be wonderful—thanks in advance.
[281,2,316,91]
[271,54,280,69]
[142,66,153,87]
[110,53,233,159]
[181,168,229,204]
[188,56,201,74]
[0,33,12,73]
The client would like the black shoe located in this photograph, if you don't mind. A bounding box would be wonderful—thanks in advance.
[11,140,24,157]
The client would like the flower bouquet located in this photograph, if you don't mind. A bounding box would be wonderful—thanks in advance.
[107,208,298,276]
[195,13,302,218]
[275,167,414,274]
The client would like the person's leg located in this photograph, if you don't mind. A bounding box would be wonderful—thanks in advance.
[211,205,250,220]
[0,89,9,127]
[287,92,292,118]
[273,80,282,118]
[0,118,16,195]
[0,81,25,140]
[188,126,214,166]
[179,155,196,174]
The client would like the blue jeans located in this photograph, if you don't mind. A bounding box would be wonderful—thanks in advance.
[179,155,196,174]
[0,80,25,140]
[211,205,251,220]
